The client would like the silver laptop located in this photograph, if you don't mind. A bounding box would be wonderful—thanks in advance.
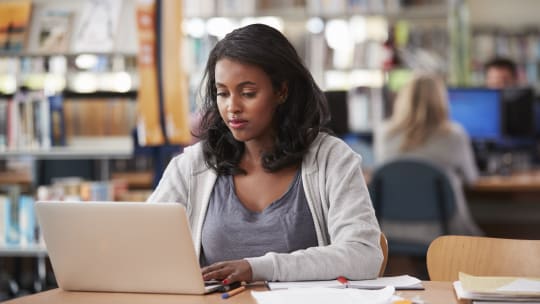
[35,201,222,294]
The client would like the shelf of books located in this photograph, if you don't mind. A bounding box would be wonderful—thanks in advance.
[0,90,136,157]
[470,28,540,89]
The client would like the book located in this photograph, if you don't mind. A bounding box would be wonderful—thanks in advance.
[0,195,7,245]
[0,0,32,52]
[34,9,74,53]
[73,0,123,52]
[135,0,165,146]
[454,272,540,302]
[18,195,36,245]
[0,98,7,149]
[4,186,20,245]
[267,275,423,291]
[49,94,65,146]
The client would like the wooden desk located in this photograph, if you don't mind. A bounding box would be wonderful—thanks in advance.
[4,281,464,304]
[466,171,540,239]
[471,171,540,192]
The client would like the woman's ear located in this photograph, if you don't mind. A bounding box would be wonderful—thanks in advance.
[278,82,289,102]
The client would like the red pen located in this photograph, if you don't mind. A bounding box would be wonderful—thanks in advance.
[337,276,349,288]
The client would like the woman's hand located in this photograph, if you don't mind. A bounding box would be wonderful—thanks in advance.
[202,259,253,284]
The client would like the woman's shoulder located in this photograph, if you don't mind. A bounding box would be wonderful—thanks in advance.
[310,132,350,151]
[304,132,360,165]
[170,141,208,173]
[442,122,470,141]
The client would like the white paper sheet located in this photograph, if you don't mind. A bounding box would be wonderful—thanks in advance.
[497,279,540,293]
[252,286,395,304]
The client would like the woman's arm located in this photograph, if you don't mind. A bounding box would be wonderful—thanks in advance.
[146,153,189,205]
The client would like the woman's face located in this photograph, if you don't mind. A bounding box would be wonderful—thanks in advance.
[215,58,285,146]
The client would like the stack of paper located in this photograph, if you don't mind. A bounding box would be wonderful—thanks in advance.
[454,272,540,303]
[252,286,395,304]
[267,275,423,290]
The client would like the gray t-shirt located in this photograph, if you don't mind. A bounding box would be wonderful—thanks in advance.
[200,170,318,267]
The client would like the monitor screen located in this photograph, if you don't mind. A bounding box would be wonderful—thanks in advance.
[501,87,535,138]
[324,90,349,136]
[447,88,501,140]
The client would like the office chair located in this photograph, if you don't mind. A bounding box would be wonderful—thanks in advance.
[379,232,388,277]
[427,235,540,281]
[369,158,456,257]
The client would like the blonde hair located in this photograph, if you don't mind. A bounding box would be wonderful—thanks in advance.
[387,74,451,151]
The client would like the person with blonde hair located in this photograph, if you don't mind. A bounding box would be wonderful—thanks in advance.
[375,74,483,244]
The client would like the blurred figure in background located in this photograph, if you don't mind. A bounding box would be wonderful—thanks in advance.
[484,57,518,89]
[375,74,483,244]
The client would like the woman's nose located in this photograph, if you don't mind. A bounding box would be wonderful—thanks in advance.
[227,95,241,113]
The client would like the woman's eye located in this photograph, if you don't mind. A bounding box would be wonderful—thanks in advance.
[216,92,228,97]
[242,92,256,98]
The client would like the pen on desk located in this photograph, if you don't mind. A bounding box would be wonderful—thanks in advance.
[337,276,349,288]
[221,286,246,299]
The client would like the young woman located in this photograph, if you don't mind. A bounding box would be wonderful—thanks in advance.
[148,24,382,284]
[375,74,483,245]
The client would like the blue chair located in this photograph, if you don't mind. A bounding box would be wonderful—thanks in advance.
[369,158,456,257]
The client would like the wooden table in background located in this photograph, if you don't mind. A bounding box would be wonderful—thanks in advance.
[471,171,540,193]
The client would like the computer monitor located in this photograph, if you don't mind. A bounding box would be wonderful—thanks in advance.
[536,95,540,137]
[324,90,349,136]
[501,87,535,139]
[447,88,502,141]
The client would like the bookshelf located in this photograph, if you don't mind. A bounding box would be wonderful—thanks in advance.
[0,0,143,186]
[466,0,540,89]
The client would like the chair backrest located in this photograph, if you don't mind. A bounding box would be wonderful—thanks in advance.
[379,232,388,277]
[427,235,540,281]
[370,158,456,229]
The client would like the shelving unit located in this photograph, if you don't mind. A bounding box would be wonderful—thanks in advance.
[179,0,460,172]
[0,137,133,160]
[0,1,142,294]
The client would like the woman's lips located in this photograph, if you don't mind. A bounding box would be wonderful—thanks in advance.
[229,119,248,129]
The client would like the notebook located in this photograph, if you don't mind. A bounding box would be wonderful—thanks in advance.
[35,201,222,294]
[267,275,423,290]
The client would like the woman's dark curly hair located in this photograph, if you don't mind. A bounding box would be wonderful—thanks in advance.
[197,23,330,175]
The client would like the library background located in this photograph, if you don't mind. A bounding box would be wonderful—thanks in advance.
[1,0,540,300]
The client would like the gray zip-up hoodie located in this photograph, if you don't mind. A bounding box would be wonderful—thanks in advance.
[147,132,383,281]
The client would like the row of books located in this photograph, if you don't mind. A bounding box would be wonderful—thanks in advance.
[306,0,403,16]
[0,91,64,150]
[36,177,128,203]
[63,98,136,138]
[0,0,126,54]
[0,91,137,151]
[183,0,426,18]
